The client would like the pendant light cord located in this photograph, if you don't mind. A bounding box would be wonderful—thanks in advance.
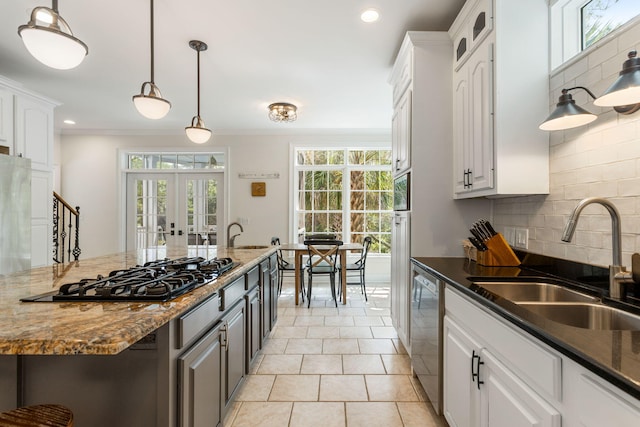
[196,47,201,117]
[150,0,155,84]
[52,0,59,13]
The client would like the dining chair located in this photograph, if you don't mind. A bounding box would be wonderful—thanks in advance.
[338,236,372,301]
[270,237,305,300]
[304,239,343,308]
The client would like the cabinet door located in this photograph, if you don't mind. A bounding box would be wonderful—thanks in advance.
[178,323,223,427]
[391,212,410,349]
[14,95,52,170]
[392,89,411,175]
[246,289,261,371]
[261,264,272,340]
[467,42,493,192]
[480,350,560,427]
[443,316,482,427]
[453,68,470,194]
[0,88,13,146]
[224,302,245,407]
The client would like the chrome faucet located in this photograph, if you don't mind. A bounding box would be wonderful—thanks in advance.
[562,197,633,299]
[227,222,244,248]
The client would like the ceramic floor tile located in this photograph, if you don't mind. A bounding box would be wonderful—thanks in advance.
[289,402,346,427]
[336,307,368,316]
[312,307,343,316]
[269,374,320,401]
[409,376,429,402]
[382,316,394,326]
[249,354,264,374]
[342,355,386,374]
[366,307,391,317]
[301,354,343,374]
[381,354,412,374]
[222,401,242,427]
[234,374,276,401]
[370,326,398,339]
[319,375,368,401]
[397,402,446,427]
[345,402,403,427]
[323,338,360,354]
[294,316,326,326]
[365,375,420,401]
[324,316,355,327]
[260,338,288,355]
[275,316,296,326]
[392,338,408,355]
[358,339,397,354]
[306,326,341,338]
[271,326,309,339]
[256,354,303,374]
[283,307,313,316]
[353,316,385,326]
[339,326,373,338]
[285,338,324,354]
[230,402,293,427]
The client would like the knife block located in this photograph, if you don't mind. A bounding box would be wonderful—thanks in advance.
[476,233,520,267]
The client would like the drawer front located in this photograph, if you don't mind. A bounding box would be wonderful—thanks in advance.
[245,265,260,291]
[220,276,246,311]
[445,287,562,401]
[178,294,221,349]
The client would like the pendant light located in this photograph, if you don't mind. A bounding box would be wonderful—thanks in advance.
[18,0,88,70]
[539,87,597,131]
[132,0,171,120]
[185,40,212,144]
[594,50,640,115]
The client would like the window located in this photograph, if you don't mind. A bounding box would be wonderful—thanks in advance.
[551,0,640,69]
[582,0,639,49]
[127,153,225,170]
[295,148,393,254]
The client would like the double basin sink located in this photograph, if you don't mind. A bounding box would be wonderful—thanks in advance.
[472,280,640,330]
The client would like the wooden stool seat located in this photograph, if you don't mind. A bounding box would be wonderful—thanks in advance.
[0,404,73,427]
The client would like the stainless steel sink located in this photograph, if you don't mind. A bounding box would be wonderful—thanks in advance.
[474,281,599,303]
[232,245,269,249]
[518,302,640,330]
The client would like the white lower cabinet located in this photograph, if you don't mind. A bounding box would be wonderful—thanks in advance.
[444,287,561,427]
[391,212,410,349]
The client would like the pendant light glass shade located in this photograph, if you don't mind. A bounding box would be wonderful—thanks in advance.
[18,3,88,70]
[185,40,211,144]
[539,87,597,131]
[594,51,640,113]
[133,82,171,119]
[186,117,212,144]
[133,0,171,119]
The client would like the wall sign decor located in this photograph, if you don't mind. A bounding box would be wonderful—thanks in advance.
[251,182,266,196]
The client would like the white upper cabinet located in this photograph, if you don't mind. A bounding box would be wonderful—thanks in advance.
[0,87,13,146]
[449,0,549,198]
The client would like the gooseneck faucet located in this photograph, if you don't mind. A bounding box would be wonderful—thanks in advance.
[562,197,632,299]
[227,222,244,248]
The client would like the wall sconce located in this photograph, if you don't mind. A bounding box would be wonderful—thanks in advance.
[539,87,597,131]
[540,50,640,131]
[268,103,297,122]
[132,0,171,120]
[185,40,212,144]
[18,0,88,70]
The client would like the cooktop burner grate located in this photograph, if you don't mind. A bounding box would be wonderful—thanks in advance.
[21,257,238,302]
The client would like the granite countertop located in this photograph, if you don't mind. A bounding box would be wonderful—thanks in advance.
[412,256,640,400]
[0,247,275,356]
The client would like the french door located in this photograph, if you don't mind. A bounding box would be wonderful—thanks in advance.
[126,172,224,259]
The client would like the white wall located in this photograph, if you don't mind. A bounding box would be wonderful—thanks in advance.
[493,20,640,268]
[59,131,391,281]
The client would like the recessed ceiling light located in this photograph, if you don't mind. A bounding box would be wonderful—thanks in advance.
[63,119,76,125]
[360,9,379,23]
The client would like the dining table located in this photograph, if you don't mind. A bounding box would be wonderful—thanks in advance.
[278,242,364,305]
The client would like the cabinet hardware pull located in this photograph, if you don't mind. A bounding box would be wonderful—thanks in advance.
[471,350,484,389]
[220,323,228,350]
[395,158,400,170]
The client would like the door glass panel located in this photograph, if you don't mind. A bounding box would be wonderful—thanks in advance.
[184,177,218,258]
[134,178,168,260]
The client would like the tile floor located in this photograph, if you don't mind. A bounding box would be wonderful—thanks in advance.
[223,279,448,427]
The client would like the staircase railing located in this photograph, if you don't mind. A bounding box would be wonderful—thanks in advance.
[53,191,81,263]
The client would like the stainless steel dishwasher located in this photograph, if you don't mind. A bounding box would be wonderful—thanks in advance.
[410,264,443,415]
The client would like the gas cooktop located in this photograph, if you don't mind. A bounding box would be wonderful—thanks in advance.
[21,257,238,303]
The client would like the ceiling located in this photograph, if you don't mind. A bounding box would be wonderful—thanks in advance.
[0,0,464,134]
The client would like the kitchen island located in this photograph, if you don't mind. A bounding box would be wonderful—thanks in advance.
[0,247,277,426]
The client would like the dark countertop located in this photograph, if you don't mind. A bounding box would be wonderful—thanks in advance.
[411,256,640,400]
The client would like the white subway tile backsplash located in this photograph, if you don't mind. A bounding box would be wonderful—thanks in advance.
[563,57,589,82]
[618,178,640,197]
[587,38,618,68]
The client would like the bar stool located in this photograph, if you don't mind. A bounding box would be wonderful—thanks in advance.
[0,404,74,426]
